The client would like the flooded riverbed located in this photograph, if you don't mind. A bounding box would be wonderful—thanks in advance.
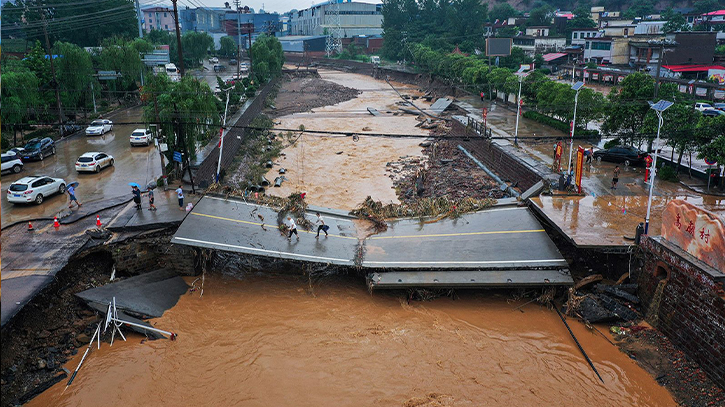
[30,273,677,406]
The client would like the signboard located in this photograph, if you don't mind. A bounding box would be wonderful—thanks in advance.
[679,84,688,93]
[97,70,120,80]
[604,74,613,82]
[553,141,563,172]
[173,151,183,163]
[696,87,708,97]
[486,38,512,56]
[704,157,717,165]
[714,89,725,100]
[661,200,725,273]
[708,68,725,84]
[575,146,584,193]
[159,143,168,152]
[592,72,599,80]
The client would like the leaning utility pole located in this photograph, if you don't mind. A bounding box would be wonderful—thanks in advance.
[654,42,664,98]
[40,6,64,127]
[134,0,143,38]
[171,0,185,76]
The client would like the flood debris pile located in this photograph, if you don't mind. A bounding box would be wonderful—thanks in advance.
[269,72,361,117]
[389,140,507,203]
[566,275,641,323]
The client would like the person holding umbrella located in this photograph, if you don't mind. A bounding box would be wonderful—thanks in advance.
[129,183,142,210]
[67,181,82,208]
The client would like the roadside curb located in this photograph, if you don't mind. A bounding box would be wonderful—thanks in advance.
[679,181,725,197]
[1,195,132,231]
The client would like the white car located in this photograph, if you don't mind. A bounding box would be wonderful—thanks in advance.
[239,62,249,73]
[85,119,113,136]
[7,175,66,205]
[75,152,114,173]
[1,152,24,174]
[209,57,219,64]
[695,102,714,112]
[130,129,153,146]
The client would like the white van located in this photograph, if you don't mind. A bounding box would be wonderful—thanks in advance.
[165,63,180,82]
[370,56,380,65]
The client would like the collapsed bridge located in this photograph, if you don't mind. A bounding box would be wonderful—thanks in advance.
[171,196,573,288]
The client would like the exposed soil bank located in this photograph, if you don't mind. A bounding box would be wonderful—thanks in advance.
[269,71,361,118]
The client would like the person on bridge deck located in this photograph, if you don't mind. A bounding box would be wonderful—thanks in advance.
[315,212,329,238]
[612,166,620,190]
[176,185,184,210]
[148,189,157,211]
[67,185,82,208]
[286,216,299,241]
[132,186,142,210]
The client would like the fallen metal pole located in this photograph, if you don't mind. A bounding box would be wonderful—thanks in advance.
[111,317,177,340]
[65,322,101,389]
[553,302,605,383]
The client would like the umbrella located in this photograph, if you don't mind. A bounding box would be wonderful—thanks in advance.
[68,181,80,189]
[146,181,157,190]
[128,182,141,188]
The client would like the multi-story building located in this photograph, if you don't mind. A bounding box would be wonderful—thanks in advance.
[513,36,566,56]
[289,0,383,37]
[570,28,600,46]
[142,7,177,33]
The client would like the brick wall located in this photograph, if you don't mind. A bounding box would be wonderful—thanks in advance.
[110,234,197,276]
[637,235,725,388]
[195,76,281,187]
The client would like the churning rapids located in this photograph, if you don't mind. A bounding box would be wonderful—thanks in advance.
[29,273,676,407]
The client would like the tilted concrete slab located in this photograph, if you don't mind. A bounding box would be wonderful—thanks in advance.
[172,197,572,287]
[369,269,572,288]
[430,98,453,115]
[171,196,360,267]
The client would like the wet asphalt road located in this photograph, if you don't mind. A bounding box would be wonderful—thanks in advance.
[1,106,162,227]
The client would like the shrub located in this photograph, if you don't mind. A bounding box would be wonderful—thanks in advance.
[658,163,679,182]
[604,138,621,149]
[522,111,599,137]
[24,127,56,141]
[1,137,9,150]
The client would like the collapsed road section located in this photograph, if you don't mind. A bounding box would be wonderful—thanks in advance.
[171,196,572,288]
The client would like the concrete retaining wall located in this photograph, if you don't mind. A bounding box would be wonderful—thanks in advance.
[195,76,281,187]
[110,233,197,276]
[637,236,725,388]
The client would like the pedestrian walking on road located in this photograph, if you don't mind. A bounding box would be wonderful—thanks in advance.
[286,216,299,241]
[612,166,620,190]
[176,185,184,210]
[132,186,142,210]
[147,189,157,211]
[67,184,82,208]
[315,212,329,238]
[480,91,485,101]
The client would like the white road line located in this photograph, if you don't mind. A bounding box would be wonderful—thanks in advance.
[203,196,354,222]
[173,237,354,264]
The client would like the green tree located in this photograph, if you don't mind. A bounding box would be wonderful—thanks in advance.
[569,6,596,29]
[602,72,656,144]
[528,4,554,26]
[662,8,692,33]
[147,29,174,45]
[640,102,699,171]
[97,37,145,96]
[623,1,655,19]
[219,36,237,58]
[693,0,720,14]
[697,135,725,189]
[250,34,284,83]
[489,3,518,23]
[1,68,41,145]
[181,32,214,68]
[53,41,95,112]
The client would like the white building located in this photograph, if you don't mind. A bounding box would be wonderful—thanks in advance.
[289,0,383,37]
[571,28,600,46]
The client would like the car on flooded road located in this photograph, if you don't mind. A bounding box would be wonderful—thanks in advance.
[75,152,114,173]
[593,145,648,166]
[1,152,24,174]
[130,129,153,146]
[21,137,56,161]
[7,175,66,205]
[85,119,113,136]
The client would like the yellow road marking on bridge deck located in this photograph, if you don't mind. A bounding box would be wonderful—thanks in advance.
[190,212,358,239]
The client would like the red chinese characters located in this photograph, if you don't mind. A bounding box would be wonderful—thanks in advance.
[685,220,696,236]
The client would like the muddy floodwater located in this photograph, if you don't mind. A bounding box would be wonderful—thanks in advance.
[30,274,677,406]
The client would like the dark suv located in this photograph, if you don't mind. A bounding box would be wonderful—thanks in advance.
[22,137,56,161]
[592,145,648,166]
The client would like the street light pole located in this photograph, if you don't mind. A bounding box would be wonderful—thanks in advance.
[216,88,232,183]
[568,81,585,175]
[514,76,522,145]
[644,100,674,235]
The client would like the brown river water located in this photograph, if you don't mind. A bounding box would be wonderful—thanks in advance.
[29,273,676,407]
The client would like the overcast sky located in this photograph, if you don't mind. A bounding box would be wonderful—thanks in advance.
[142,0,382,15]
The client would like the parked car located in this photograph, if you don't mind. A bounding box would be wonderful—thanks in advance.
[7,175,66,205]
[209,57,219,64]
[229,58,237,65]
[129,128,154,146]
[60,121,82,137]
[85,119,113,136]
[712,103,725,111]
[22,137,56,161]
[701,109,725,117]
[75,152,114,173]
[593,146,648,166]
[1,152,23,174]
[239,62,249,72]
[695,102,714,112]
[213,64,226,72]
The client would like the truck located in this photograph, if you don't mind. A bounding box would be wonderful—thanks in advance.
[370,56,380,65]
[165,63,181,82]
